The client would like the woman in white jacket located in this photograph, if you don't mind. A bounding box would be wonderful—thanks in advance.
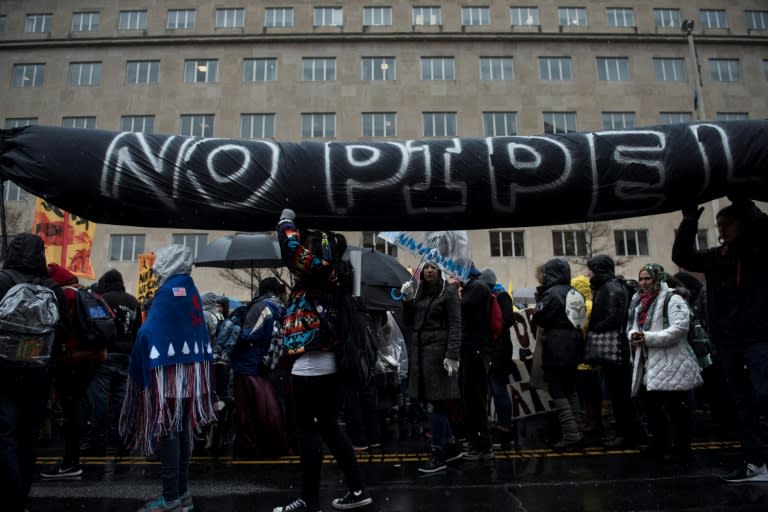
[627,263,703,464]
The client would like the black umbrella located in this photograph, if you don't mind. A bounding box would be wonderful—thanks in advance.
[195,233,284,295]
[346,246,411,311]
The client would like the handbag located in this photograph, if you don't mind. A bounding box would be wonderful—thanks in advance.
[584,329,628,365]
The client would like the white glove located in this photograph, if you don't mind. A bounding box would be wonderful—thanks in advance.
[279,208,296,224]
[443,358,460,377]
[400,280,415,300]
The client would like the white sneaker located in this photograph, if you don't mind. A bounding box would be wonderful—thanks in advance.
[721,463,768,483]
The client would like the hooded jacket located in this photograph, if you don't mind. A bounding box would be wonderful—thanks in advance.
[587,255,629,334]
[460,276,493,352]
[98,269,141,355]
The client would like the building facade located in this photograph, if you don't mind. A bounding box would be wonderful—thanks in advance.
[2,1,767,299]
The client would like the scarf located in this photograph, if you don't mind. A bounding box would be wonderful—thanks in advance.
[119,274,216,455]
[637,289,660,328]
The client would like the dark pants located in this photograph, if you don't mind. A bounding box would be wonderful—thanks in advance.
[718,342,768,466]
[459,350,491,452]
[87,354,129,446]
[488,368,512,430]
[159,404,191,503]
[343,378,380,448]
[292,373,365,510]
[0,367,50,512]
[643,389,692,456]
[602,363,643,442]
[55,360,101,466]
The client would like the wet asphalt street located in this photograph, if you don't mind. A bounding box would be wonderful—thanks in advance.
[28,418,768,512]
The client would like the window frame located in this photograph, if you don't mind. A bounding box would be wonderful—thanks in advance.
[654,8,681,29]
[215,8,245,28]
[558,7,587,27]
[62,117,96,129]
[180,114,214,138]
[12,63,45,88]
[543,111,577,134]
[412,6,442,26]
[362,112,397,137]
[109,234,146,262]
[119,10,148,30]
[614,229,649,256]
[510,7,539,26]
[302,58,336,81]
[746,10,768,30]
[715,112,749,121]
[314,7,343,27]
[461,6,491,26]
[243,58,278,82]
[489,230,525,257]
[301,113,337,139]
[241,113,276,139]
[25,13,52,33]
[121,115,155,133]
[653,57,687,81]
[480,57,514,81]
[539,57,573,81]
[552,230,587,257]
[167,9,196,30]
[4,118,38,129]
[709,59,741,82]
[483,112,517,137]
[660,112,693,124]
[699,9,728,29]
[126,60,160,85]
[68,62,102,87]
[422,112,457,137]
[420,57,456,80]
[3,181,28,201]
[362,232,398,256]
[71,11,100,32]
[596,57,630,81]
[265,7,294,28]
[606,7,635,28]
[363,6,392,26]
[184,59,219,83]
[361,57,396,81]
[601,112,636,130]
[171,233,208,259]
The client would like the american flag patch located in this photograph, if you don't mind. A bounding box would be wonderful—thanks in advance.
[172,287,187,297]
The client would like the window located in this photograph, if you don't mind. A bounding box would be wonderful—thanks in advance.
[362,232,398,256]
[483,112,517,137]
[265,7,294,27]
[462,7,490,26]
[302,58,336,81]
[180,114,214,137]
[184,59,219,83]
[362,112,397,137]
[553,230,586,257]
[167,9,196,29]
[25,13,52,33]
[715,112,748,121]
[615,230,649,256]
[654,8,681,28]
[710,59,741,82]
[510,7,539,26]
[421,57,455,80]
[171,233,208,258]
[216,8,244,28]
[109,234,146,261]
[543,112,576,134]
[5,118,38,128]
[363,7,392,26]
[559,7,587,27]
[119,10,147,30]
[72,12,100,32]
[480,57,514,80]
[490,230,525,257]
[12,63,45,88]
[412,7,442,26]
[606,7,634,27]
[68,62,101,86]
[121,115,155,133]
[602,112,636,130]
[539,57,572,80]
[700,9,727,29]
[126,60,159,85]
[62,117,96,129]
[746,10,768,30]
[244,58,278,82]
[301,113,336,138]
[314,7,343,26]
[653,58,687,81]
[3,181,28,201]
[0,15,6,33]
[423,112,457,137]
[596,57,630,81]
[241,114,275,139]
[362,57,396,81]
[660,112,692,124]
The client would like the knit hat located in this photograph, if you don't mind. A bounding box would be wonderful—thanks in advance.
[47,262,78,286]
[479,267,497,287]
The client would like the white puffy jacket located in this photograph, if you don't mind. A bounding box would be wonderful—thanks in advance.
[627,283,703,392]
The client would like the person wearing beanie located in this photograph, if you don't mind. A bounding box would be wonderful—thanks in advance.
[40,263,104,480]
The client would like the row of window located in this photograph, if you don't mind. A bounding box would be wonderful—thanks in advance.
[8,7,768,33]
[4,110,750,139]
[12,56,765,89]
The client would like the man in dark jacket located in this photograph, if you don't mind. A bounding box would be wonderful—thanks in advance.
[83,269,141,453]
[0,233,66,512]
[673,199,768,482]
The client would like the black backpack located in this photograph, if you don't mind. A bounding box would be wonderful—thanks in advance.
[73,288,117,351]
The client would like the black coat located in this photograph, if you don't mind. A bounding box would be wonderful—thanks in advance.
[587,254,629,334]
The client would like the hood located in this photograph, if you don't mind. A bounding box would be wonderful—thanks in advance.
[673,271,703,298]
[479,267,497,288]
[587,254,615,288]
[98,269,125,293]
[201,292,219,309]
[571,275,591,299]
[153,244,194,286]
[540,258,571,289]
[48,262,79,286]
[3,233,47,277]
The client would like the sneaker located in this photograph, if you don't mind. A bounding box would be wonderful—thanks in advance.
[331,489,373,510]
[179,490,194,512]
[418,452,447,474]
[463,449,494,461]
[721,463,768,483]
[352,445,369,453]
[40,462,83,479]
[491,428,513,450]
[138,497,182,512]
[273,499,311,512]
[552,438,584,452]
[443,443,463,463]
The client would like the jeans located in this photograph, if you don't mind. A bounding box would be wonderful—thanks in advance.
[158,405,191,503]
[87,353,129,445]
[291,373,365,510]
[488,369,512,430]
[718,342,768,466]
[55,360,101,466]
[427,400,455,450]
[0,367,50,512]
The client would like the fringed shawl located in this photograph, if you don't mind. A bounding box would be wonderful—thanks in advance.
[119,274,216,455]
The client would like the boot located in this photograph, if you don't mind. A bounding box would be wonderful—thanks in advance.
[552,398,583,451]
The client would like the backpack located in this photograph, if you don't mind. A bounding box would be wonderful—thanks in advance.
[489,292,504,341]
[0,270,60,363]
[239,300,284,349]
[662,291,713,370]
[73,288,117,351]
[565,287,587,332]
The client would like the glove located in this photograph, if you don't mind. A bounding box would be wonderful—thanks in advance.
[681,204,704,221]
[278,208,295,225]
[443,358,460,377]
[400,280,415,300]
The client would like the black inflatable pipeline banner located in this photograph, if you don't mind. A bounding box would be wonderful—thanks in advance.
[0,121,766,231]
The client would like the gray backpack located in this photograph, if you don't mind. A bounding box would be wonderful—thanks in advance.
[0,271,59,363]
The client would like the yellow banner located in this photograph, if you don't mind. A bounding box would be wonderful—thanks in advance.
[32,198,96,279]
[137,252,158,306]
